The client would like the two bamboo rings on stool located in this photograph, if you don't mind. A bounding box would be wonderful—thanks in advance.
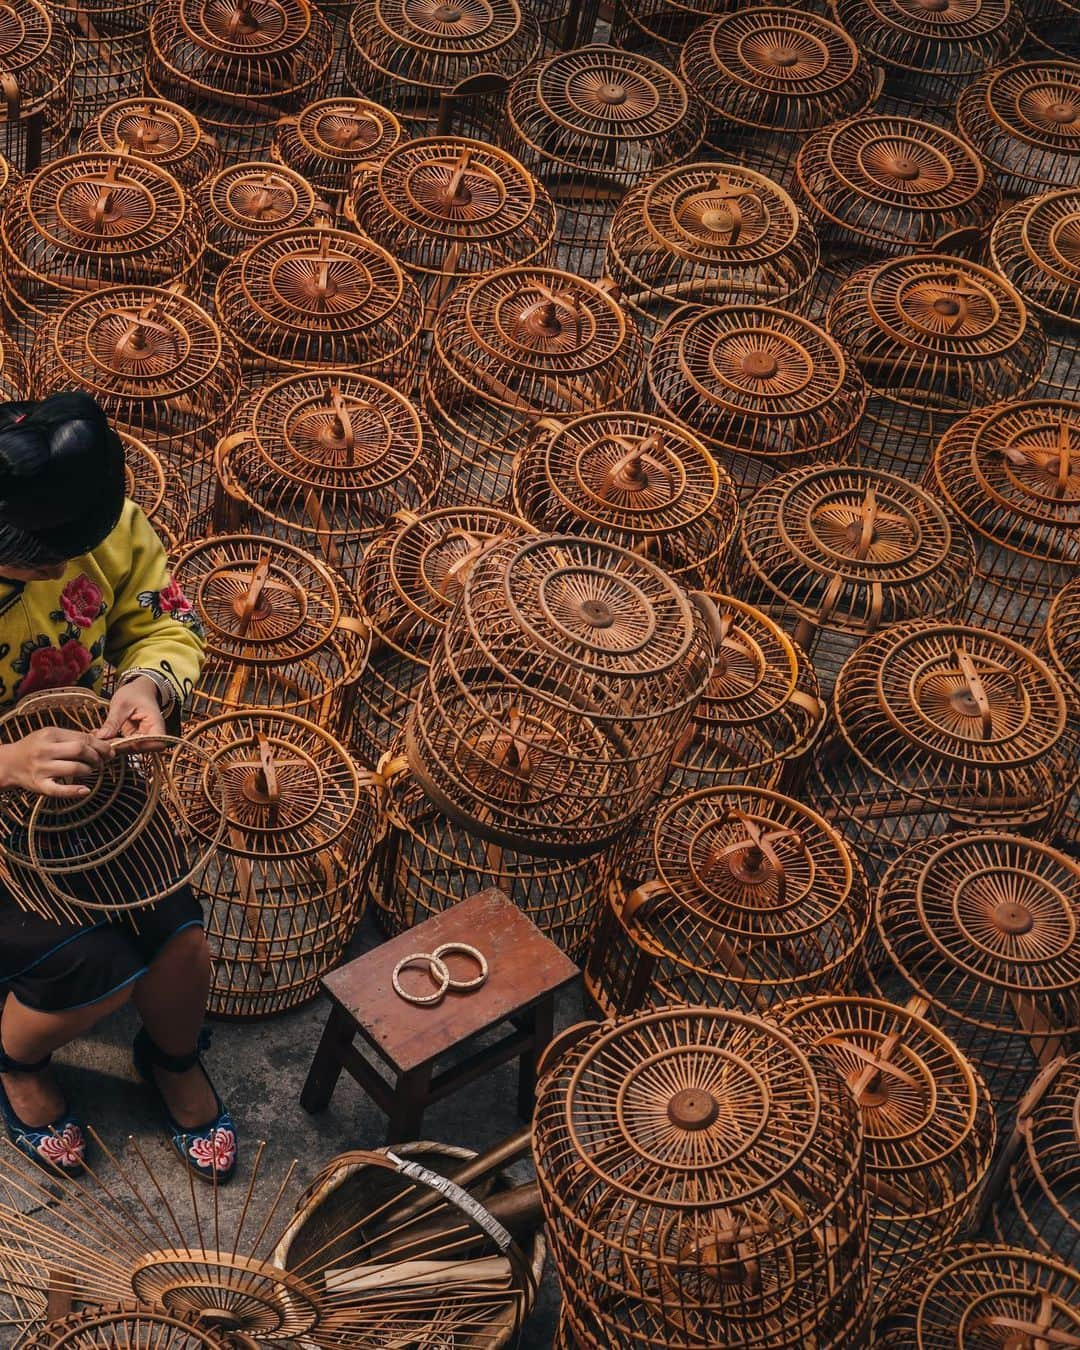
[392,943,489,1006]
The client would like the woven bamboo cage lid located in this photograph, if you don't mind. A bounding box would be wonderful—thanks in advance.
[956,60,1080,188]
[20,1307,230,1349]
[832,0,1023,83]
[1045,578,1080,708]
[78,99,222,190]
[199,162,319,255]
[0,0,72,113]
[736,464,975,637]
[990,189,1080,329]
[272,97,402,188]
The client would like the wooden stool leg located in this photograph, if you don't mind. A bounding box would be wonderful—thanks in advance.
[300,1005,355,1114]
[517,996,555,1121]
[386,1065,433,1145]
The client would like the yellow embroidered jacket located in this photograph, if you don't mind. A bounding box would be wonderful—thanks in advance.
[0,499,204,709]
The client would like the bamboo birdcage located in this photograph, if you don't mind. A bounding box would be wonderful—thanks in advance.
[29,283,243,535]
[196,161,320,274]
[20,1308,232,1349]
[121,429,192,554]
[78,98,223,191]
[807,622,1078,877]
[353,505,536,765]
[344,0,541,141]
[775,995,995,1286]
[646,303,867,500]
[170,534,371,736]
[523,0,599,49]
[727,463,976,688]
[0,321,28,403]
[213,370,440,588]
[1024,0,1080,58]
[501,45,705,280]
[605,161,819,340]
[422,266,644,506]
[955,60,1080,201]
[863,831,1080,1119]
[215,221,424,388]
[50,0,152,131]
[406,535,717,859]
[182,709,377,1019]
[509,411,737,592]
[927,400,1080,645]
[271,97,402,214]
[826,254,1047,480]
[678,9,878,189]
[1040,578,1080,851]
[0,151,206,355]
[584,785,870,1020]
[346,136,557,320]
[611,0,753,60]
[0,0,74,174]
[533,1006,871,1350]
[145,0,332,166]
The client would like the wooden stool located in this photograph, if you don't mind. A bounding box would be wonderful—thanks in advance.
[300,888,580,1142]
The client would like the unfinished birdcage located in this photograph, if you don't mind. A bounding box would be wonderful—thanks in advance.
[0,0,74,174]
[678,9,878,189]
[181,710,377,1018]
[145,0,332,165]
[407,535,717,858]
[213,370,440,588]
[78,98,223,192]
[423,266,644,505]
[990,189,1080,403]
[606,161,819,339]
[646,303,867,500]
[727,464,975,689]
[121,429,192,554]
[196,161,319,274]
[29,283,243,534]
[49,0,152,130]
[0,151,206,355]
[826,254,1047,480]
[271,97,402,213]
[353,505,536,764]
[346,136,557,320]
[344,0,541,141]
[807,622,1078,876]
[927,400,1080,644]
[534,1006,870,1350]
[955,60,1080,201]
[20,1307,232,1349]
[509,411,737,592]
[170,534,371,736]
[775,995,995,1285]
[585,785,869,1020]
[215,222,424,387]
[0,324,28,403]
[502,46,705,279]
[864,831,1080,1118]
[1024,0,1080,58]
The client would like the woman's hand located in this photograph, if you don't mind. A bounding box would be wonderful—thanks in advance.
[0,727,114,797]
[100,677,167,743]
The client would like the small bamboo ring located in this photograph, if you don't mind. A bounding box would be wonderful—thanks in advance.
[392,953,450,1006]
[432,942,488,992]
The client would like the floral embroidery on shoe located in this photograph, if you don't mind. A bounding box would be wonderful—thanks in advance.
[35,1122,85,1168]
[138,578,204,637]
[188,1126,236,1173]
[13,635,101,698]
[52,575,105,631]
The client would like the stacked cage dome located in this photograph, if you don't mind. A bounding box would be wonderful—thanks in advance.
[78,98,223,191]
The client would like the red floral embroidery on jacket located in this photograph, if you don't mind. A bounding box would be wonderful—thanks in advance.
[14,639,94,696]
[57,575,105,630]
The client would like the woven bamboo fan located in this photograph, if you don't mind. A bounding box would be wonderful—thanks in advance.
[775,995,995,1285]
[407,534,717,858]
[727,463,975,688]
[271,97,402,213]
[826,254,1046,479]
[0,0,74,173]
[1024,0,1080,58]
[213,371,439,588]
[49,0,152,130]
[807,622,1078,875]
[215,221,424,387]
[145,0,332,165]
[955,60,1080,201]
[646,303,867,500]
[353,505,536,765]
[196,161,319,274]
[864,831,1080,1117]
[344,0,541,140]
[170,534,371,736]
[29,283,243,535]
[606,161,819,339]
[585,785,869,1019]
[533,1006,870,1350]
[509,411,737,592]
[347,136,557,320]
[20,1308,231,1349]
[121,429,192,554]
[78,98,223,191]
[0,151,206,354]
[423,266,644,506]
[679,9,878,188]
[927,400,1080,644]
[182,710,377,1018]
[0,689,226,927]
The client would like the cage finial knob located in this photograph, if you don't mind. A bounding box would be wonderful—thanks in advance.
[227,0,260,37]
[667,1086,720,1131]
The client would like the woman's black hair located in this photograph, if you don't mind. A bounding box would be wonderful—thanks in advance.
[0,392,125,567]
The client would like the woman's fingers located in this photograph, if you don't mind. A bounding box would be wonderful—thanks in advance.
[44,756,99,781]
[37,776,91,799]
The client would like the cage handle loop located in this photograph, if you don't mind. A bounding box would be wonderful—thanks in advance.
[440,529,503,596]
[234,555,271,634]
[622,876,668,921]
[970,1308,1079,1347]
[600,432,667,498]
[326,383,356,460]
[976,1054,1069,1228]
[702,809,807,908]
[690,591,730,656]
[442,144,473,205]
[255,734,279,805]
[952,644,1015,741]
[91,160,122,232]
[0,75,20,121]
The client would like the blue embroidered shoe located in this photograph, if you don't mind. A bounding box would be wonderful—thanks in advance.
[133,1027,238,1185]
[0,1044,87,1177]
